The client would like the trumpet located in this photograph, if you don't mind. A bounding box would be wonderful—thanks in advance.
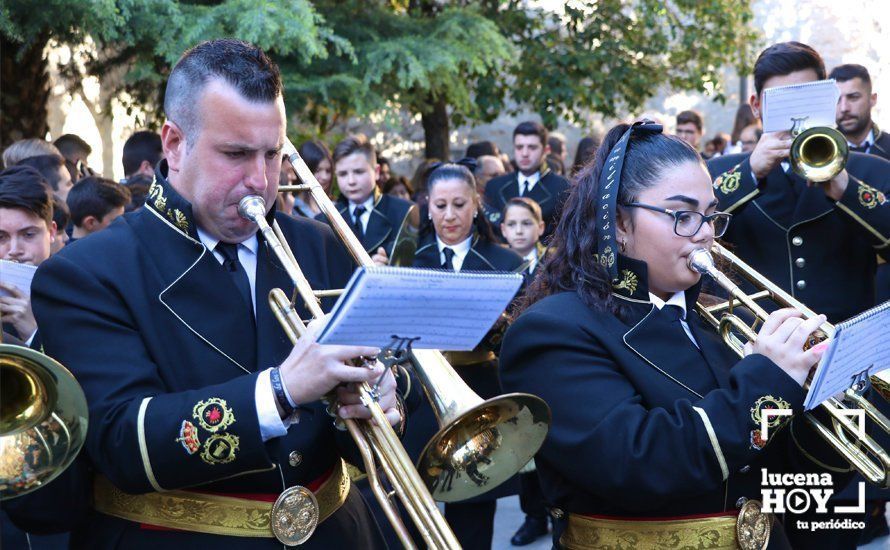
[688,243,890,487]
[240,138,550,547]
[788,117,849,182]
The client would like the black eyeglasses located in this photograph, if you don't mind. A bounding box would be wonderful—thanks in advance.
[621,202,732,238]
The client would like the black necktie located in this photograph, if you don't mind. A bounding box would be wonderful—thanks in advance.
[662,304,700,351]
[442,247,455,271]
[850,144,870,154]
[352,205,366,240]
[216,242,255,323]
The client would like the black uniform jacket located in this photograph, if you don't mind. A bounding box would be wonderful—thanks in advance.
[708,152,890,323]
[315,189,414,258]
[30,167,384,549]
[864,124,890,160]
[499,257,852,547]
[484,168,570,240]
[403,234,524,502]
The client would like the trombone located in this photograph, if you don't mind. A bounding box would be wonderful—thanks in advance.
[0,343,88,500]
[241,138,551,547]
[688,243,890,488]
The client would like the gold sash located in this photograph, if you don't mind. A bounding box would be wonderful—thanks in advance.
[561,512,755,550]
[93,460,350,538]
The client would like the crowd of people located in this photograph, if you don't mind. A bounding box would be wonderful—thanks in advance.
[1,37,888,550]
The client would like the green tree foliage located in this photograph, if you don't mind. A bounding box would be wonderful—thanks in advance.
[1,0,759,157]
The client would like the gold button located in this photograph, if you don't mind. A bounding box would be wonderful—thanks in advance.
[792,236,803,246]
[795,258,805,268]
[796,280,807,290]
[551,508,564,519]
[288,451,302,467]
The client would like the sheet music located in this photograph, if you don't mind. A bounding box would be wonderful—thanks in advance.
[0,260,37,298]
[316,266,524,350]
[804,301,890,410]
[762,79,840,133]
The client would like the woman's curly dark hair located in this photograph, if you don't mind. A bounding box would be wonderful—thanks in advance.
[517,123,703,316]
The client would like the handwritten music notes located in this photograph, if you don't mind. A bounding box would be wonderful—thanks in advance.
[316,267,523,350]
[0,260,37,298]
[804,301,890,410]
[762,79,840,134]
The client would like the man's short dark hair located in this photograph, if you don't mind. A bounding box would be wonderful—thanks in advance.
[547,135,566,156]
[52,195,70,230]
[67,176,131,227]
[465,141,500,159]
[513,121,548,146]
[829,64,872,88]
[0,166,53,226]
[53,134,92,159]
[122,131,163,177]
[754,42,826,95]
[164,39,282,144]
[676,110,703,132]
[332,134,376,166]
[15,154,66,191]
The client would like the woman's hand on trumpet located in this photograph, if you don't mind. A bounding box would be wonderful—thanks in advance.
[744,308,828,386]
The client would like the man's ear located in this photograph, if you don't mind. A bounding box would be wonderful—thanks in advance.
[48,220,57,243]
[81,215,99,233]
[161,121,186,173]
[749,93,762,120]
[138,159,154,176]
[870,91,877,110]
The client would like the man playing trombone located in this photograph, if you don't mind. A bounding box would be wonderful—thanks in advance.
[30,39,403,548]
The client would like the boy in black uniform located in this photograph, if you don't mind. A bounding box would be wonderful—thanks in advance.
[484,121,570,240]
[316,134,414,265]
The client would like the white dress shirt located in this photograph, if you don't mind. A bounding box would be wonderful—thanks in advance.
[348,196,375,233]
[436,235,473,272]
[518,171,541,196]
[847,128,876,151]
[648,290,699,348]
[523,248,539,273]
[197,228,295,441]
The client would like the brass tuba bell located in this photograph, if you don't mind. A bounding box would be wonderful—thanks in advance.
[789,117,849,182]
[0,344,88,499]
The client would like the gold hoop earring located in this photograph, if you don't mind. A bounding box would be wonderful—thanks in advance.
[620,239,627,253]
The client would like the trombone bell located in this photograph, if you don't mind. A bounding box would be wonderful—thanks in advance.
[0,345,88,500]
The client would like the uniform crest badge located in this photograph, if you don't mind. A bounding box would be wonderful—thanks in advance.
[193,397,235,432]
[750,395,791,429]
[858,182,887,209]
[750,429,767,451]
[715,169,742,195]
[201,433,240,465]
[176,420,201,455]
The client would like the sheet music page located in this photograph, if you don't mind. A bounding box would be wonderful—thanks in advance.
[316,267,523,350]
[762,79,840,133]
[804,302,890,410]
[0,260,37,298]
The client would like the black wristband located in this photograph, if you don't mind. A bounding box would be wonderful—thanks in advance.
[270,367,297,417]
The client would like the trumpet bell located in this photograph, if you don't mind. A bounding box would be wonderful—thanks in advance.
[0,345,88,500]
[418,393,550,503]
[789,126,849,183]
